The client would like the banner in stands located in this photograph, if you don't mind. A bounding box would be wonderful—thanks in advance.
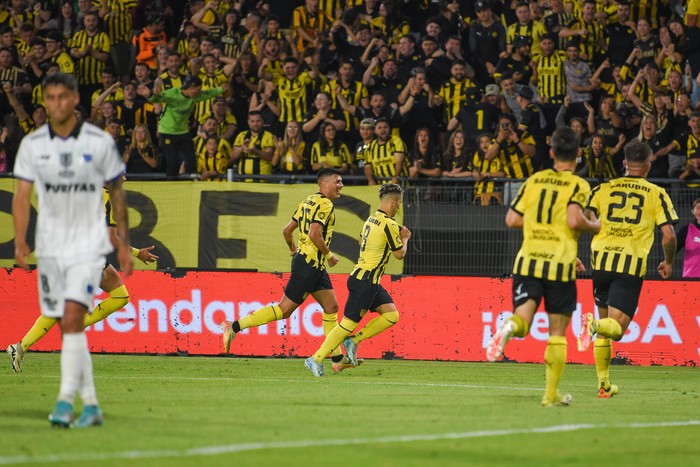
[2,270,697,366]
[0,180,401,274]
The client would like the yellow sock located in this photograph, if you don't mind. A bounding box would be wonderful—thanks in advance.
[323,312,343,358]
[84,285,129,327]
[238,305,282,330]
[20,315,58,352]
[509,314,529,338]
[596,318,623,340]
[352,311,399,344]
[544,336,567,401]
[313,318,358,363]
[594,337,612,389]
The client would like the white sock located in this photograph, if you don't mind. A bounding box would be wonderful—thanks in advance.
[79,339,98,406]
[58,333,86,404]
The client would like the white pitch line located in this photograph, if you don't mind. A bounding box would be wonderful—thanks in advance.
[0,420,698,465]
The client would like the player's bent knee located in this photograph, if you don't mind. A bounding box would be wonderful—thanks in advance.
[383,310,399,325]
[322,301,339,315]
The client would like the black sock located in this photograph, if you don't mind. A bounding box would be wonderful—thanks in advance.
[232,321,241,333]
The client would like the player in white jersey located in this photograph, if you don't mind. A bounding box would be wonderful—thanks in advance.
[12,73,133,428]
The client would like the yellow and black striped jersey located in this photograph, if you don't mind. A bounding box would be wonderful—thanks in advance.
[194,135,232,161]
[438,77,477,124]
[275,72,314,123]
[671,132,700,160]
[69,30,111,85]
[292,6,333,51]
[366,136,408,182]
[232,130,275,175]
[510,169,592,282]
[159,71,186,91]
[279,141,307,173]
[472,150,503,196]
[566,17,605,63]
[293,192,336,270]
[324,79,368,131]
[194,70,229,123]
[48,51,75,74]
[196,150,229,181]
[319,0,344,20]
[103,0,137,42]
[310,142,352,169]
[261,58,284,82]
[584,148,617,180]
[533,50,566,101]
[629,0,662,29]
[588,176,677,277]
[506,20,547,57]
[351,209,403,284]
[495,131,536,179]
[0,66,29,89]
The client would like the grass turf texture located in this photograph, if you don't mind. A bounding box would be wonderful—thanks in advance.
[1,355,699,466]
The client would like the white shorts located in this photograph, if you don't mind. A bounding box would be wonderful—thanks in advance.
[36,256,105,318]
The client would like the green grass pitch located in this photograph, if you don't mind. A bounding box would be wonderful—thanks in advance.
[1,354,699,466]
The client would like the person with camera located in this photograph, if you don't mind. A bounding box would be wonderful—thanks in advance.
[485,114,536,203]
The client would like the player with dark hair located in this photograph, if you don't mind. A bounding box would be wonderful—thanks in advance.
[578,140,678,398]
[305,183,411,377]
[13,72,132,427]
[486,127,601,407]
[7,187,157,373]
[221,168,354,368]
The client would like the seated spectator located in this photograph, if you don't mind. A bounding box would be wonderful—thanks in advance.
[472,133,505,206]
[197,135,230,181]
[123,124,159,174]
[309,121,352,174]
[275,121,306,175]
[231,110,276,179]
[408,127,441,180]
[442,129,472,179]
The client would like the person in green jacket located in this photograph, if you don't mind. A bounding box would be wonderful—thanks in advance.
[150,76,225,177]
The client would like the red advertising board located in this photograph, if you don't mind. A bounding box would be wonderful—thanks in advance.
[1,269,698,366]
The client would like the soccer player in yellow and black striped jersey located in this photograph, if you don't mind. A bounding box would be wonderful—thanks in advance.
[306,183,411,377]
[221,169,350,368]
[578,140,677,398]
[6,187,158,373]
[486,128,601,407]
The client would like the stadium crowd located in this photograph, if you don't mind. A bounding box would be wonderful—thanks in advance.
[1,0,700,195]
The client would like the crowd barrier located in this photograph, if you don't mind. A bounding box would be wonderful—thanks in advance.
[2,269,697,366]
[0,179,403,275]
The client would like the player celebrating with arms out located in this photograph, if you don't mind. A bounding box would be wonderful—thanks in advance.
[578,140,678,398]
[221,168,356,369]
[13,72,132,427]
[486,127,601,407]
[305,183,411,377]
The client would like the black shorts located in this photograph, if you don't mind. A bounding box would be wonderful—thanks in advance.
[284,253,333,304]
[343,276,393,322]
[512,275,577,315]
[592,270,644,318]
